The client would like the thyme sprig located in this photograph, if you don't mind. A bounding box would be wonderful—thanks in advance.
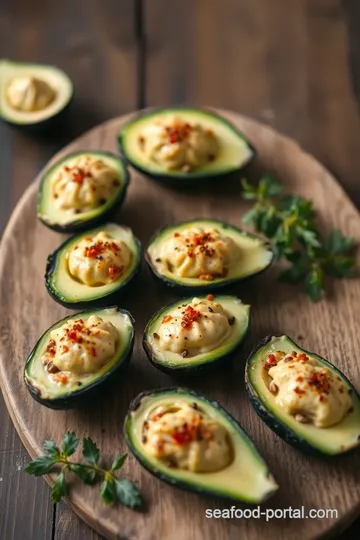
[241,174,357,301]
[25,431,142,508]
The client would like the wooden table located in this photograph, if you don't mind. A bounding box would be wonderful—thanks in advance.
[1,1,360,538]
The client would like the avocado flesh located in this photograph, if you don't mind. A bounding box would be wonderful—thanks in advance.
[0,60,72,125]
[144,296,250,370]
[147,219,273,289]
[24,307,134,402]
[125,389,278,503]
[119,108,254,178]
[246,335,360,455]
[37,152,128,230]
[46,223,141,306]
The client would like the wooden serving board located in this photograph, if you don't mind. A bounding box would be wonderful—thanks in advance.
[1,110,360,540]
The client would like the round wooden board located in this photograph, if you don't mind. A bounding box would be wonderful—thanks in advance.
[1,110,360,540]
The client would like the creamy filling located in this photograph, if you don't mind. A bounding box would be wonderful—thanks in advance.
[41,315,118,387]
[51,155,120,214]
[155,227,240,281]
[67,231,131,286]
[138,117,219,171]
[265,350,352,428]
[5,75,56,112]
[155,295,234,356]
[142,401,232,472]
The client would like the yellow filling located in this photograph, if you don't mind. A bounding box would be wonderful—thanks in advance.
[156,226,239,281]
[138,117,219,171]
[156,296,233,356]
[51,155,120,214]
[41,315,118,386]
[266,351,352,428]
[142,401,232,472]
[67,231,131,286]
[6,75,56,112]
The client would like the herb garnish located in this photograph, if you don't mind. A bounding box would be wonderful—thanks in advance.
[24,431,142,508]
[241,174,357,301]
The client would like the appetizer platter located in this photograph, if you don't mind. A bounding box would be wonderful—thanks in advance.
[1,108,360,540]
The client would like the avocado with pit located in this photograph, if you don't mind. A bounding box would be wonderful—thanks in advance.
[0,59,72,128]
[24,306,135,410]
[124,388,278,503]
[45,223,142,309]
[245,335,360,456]
[143,295,250,373]
[118,108,255,186]
[37,151,130,233]
[146,218,273,292]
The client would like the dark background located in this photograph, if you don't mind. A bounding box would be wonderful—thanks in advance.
[1,1,360,538]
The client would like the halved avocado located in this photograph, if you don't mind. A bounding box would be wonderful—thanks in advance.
[146,219,273,292]
[45,223,142,309]
[24,306,134,410]
[37,151,130,233]
[118,108,255,186]
[245,335,360,457]
[0,59,72,128]
[124,388,278,503]
[143,295,250,374]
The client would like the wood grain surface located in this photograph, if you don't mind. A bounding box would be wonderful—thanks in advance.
[1,1,360,539]
[1,110,360,540]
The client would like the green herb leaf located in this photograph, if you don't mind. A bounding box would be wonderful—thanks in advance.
[304,267,325,302]
[111,454,128,472]
[24,456,57,476]
[51,472,68,503]
[43,440,60,459]
[61,431,79,457]
[240,178,258,200]
[100,478,116,505]
[114,479,143,509]
[259,173,283,197]
[327,229,356,254]
[82,437,100,465]
[69,464,97,485]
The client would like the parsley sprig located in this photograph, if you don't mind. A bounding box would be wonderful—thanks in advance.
[241,174,357,301]
[24,431,142,508]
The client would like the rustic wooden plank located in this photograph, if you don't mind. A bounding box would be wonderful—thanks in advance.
[1,111,360,540]
[144,0,360,207]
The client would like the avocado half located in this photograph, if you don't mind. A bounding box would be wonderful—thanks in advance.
[118,108,255,186]
[143,295,250,374]
[146,219,274,292]
[0,59,72,128]
[37,151,130,233]
[24,306,134,410]
[45,223,142,309]
[124,388,278,503]
[245,335,360,457]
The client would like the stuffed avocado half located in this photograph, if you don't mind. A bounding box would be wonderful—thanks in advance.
[143,294,250,373]
[45,223,141,309]
[24,306,134,409]
[118,108,255,185]
[146,219,273,292]
[0,59,72,127]
[37,151,130,233]
[245,335,360,456]
[124,388,278,503]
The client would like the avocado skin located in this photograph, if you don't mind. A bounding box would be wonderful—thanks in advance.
[145,219,274,293]
[44,228,142,309]
[37,152,130,234]
[142,302,250,374]
[3,99,73,133]
[117,108,257,187]
[124,387,276,503]
[245,335,360,457]
[24,307,135,410]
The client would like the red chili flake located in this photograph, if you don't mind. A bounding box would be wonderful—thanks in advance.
[308,372,329,393]
[181,305,201,329]
[298,353,309,361]
[84,241,105,258]
[162,315,173,324]
[294,386,305,395]
[296,376,304,382]
[62,345,69,353]
[46,339,56,356]
[174,232,180,238]
[172,424,195,445]
[319,395,325,402]
[206,294,214,301]
[264,353,278,371]
[108,265,122,279]
[91,347,97,357]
